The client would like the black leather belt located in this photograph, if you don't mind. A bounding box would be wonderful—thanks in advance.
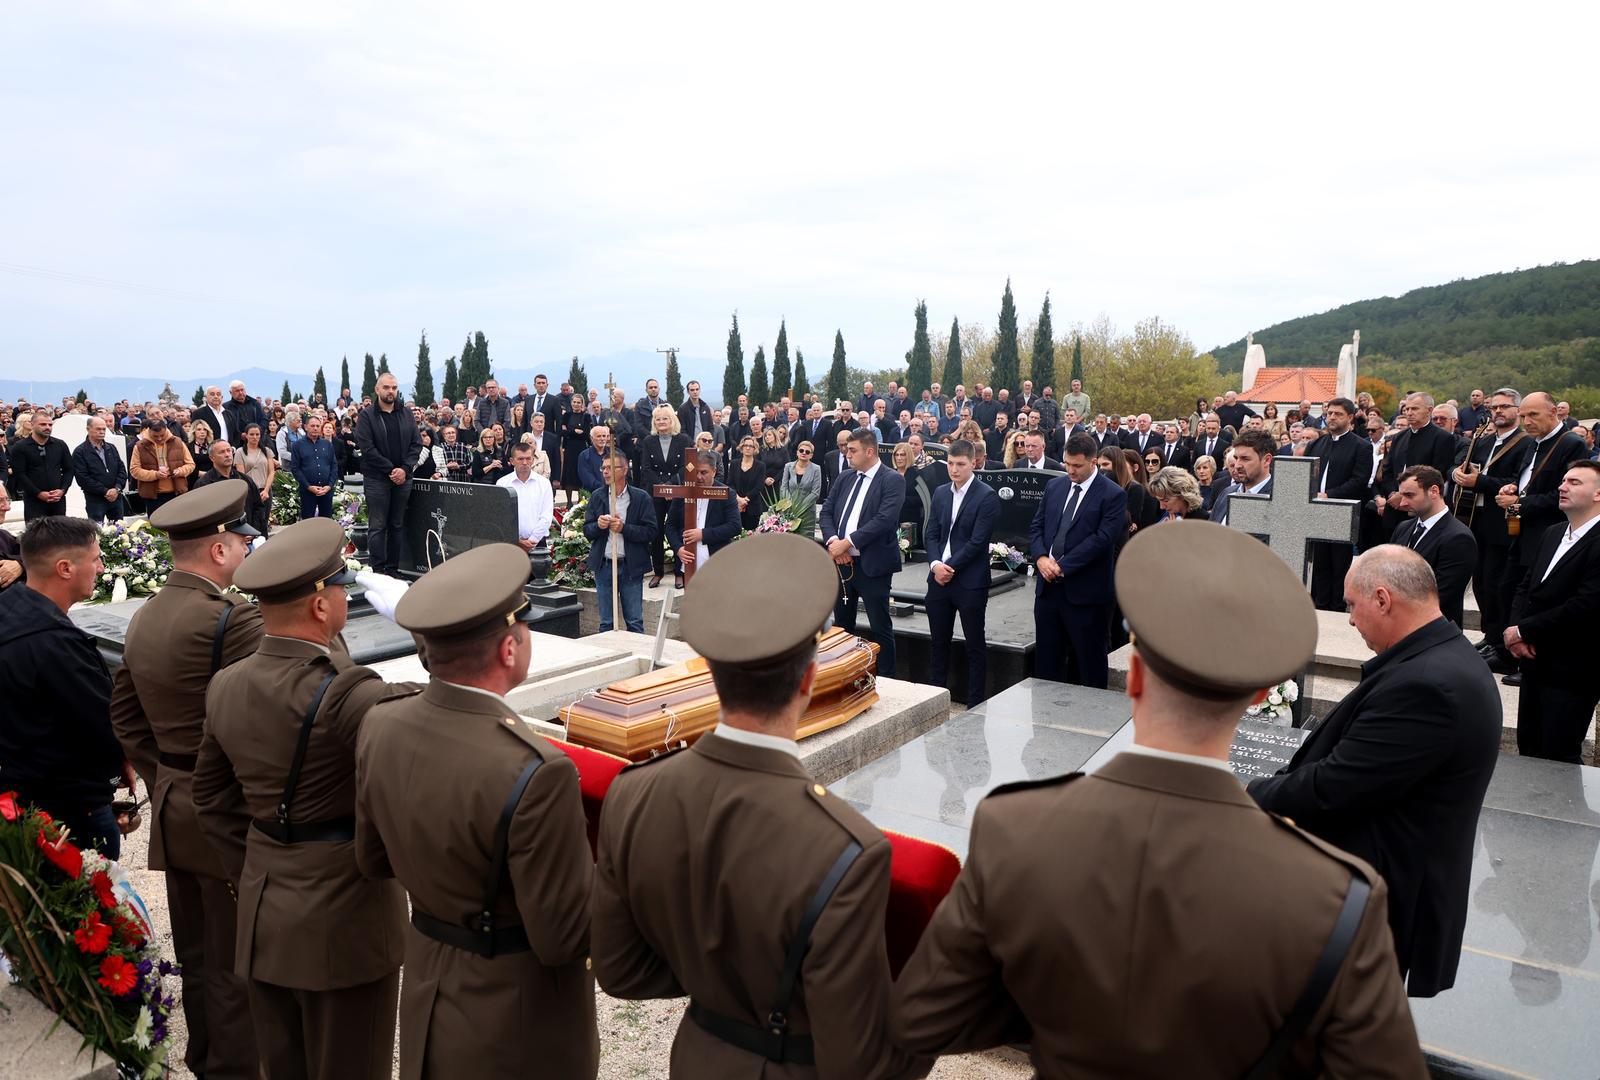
[158,751,198,771]
[411,910,530,957]
[250,816,355,844]
[688,1000,816,1065]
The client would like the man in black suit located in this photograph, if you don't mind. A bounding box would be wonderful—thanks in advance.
[922,440,1001,704]
[789,404,833,461]
[1153,424,1192,472]
[1389,466,1477,627]
[70,417,128,523]
[971,388,1000,433]
[1496,391,1589,581]
[1250,545,1500,997]
[1119,414,1159,457]
[1017,432,1061,472]
[1028,433,1127,688]
[191,386,232,447]
[1451,388,1531,669]
[820,429,850,502]
[9,412,72,521]
[1375,393,1459,540]
[667,451,741,575]
[1306,398,1374,610]
[982,411,1013,462]
[1191,413,1231,469]
[677,380,715,442]
[819,428,905,677]
[353,372,422,576]
[1505,460,1600,763]
[1208,430,1275,527]
[526,373,562,431]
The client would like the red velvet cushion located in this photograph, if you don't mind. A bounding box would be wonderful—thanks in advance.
[549,739,630,856]
[883,830,962,977]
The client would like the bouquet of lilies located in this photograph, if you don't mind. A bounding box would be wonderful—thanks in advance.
[988,542,1026,570]
[1245,679,1299,725]
[91,520,172,604]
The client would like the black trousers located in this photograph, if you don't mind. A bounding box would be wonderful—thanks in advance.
[83,494,125,523]
[364,476,411,573]
[1310,541,1354,611]
[836,566,896,678]
[651,496,672,577]
[926,579,987,704]
[1034,588,1110,689]
[22,497,66,521]
[1473,539,1515,644]
[1516,668,1598,764]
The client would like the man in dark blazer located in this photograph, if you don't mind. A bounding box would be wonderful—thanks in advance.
[1389,466,1477,627]
[1505,460,1600,763]
[1450,388,1530,668]
[584,452,660,633]
[666,451,741,574]
[191,386,232,447]
[1497,392,1589,580]
[1250,545,1501,997]
[527,373,563,431]
[820,429,850,503]
[819,428,906,678]
[922,439,1001,704]
[1208,430,1275,528]
[1028,432,1127,688]
[789,405,834,461]
[1152,425,1193,472]
[1190,414,1231,468]
[1017,432,1061,472]
[1119,414,1158,456]
[10,412,72,521]
[854,382,884,417]
[354,373,422,576]
[1307,398,1374,610]
[1376,393,1459,539]
[221,381,269,450]
[676,380,716,442]
[70,416,128,523]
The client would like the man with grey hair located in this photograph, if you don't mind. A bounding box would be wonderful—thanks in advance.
[193,385,231,446]
[222,379,267,449]
[1250,545,1500,998]
[1452,387,1531,670]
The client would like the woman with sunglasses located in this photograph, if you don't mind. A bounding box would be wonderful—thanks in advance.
[780,439,822,538]
[1003,432,1029,468]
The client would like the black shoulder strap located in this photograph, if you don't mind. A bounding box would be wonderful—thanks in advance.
[210,603,234,674]
[766,840,863,1041]
[275,671,338,836]
[478,754,543,956]
[1244,872,1373,1080]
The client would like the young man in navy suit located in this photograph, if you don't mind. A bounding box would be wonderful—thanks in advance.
[819,428,906,677]
[1028,432,1127,688]
[923,439,1001,703]
[667,451,741,576]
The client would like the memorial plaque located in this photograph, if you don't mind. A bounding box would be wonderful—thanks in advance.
[982,467,1061,551]
[402,477,520,575]
[1226,718,1309,779]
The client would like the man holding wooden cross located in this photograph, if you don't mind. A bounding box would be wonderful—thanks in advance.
[584,450,657,633]
[661,450,740,585]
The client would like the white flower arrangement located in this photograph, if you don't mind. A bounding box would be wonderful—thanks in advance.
[988,542,1026,570]
[1245,678,1299,725]
[92,520,173,604]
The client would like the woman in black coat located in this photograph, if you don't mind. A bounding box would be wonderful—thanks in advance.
[637,404,693,588]
[758,428,788,495]
[560,394,593,495]
[728,434,766,531]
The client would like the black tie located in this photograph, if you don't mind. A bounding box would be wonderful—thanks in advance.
[1410,524,1427,549]
[1051,484,1084,558]
[837,473,867,540]
[812,421,818,437]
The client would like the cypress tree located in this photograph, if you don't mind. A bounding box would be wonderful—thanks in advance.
[567,355,588,398]
[722,313,747,405]
[1070,335,1084,384]
[377,353,390,376]
[992,279,1021,394]
[458,335,477,393]
[442,355,459,402]
[749,345,769,406]
[827,330,849,403]
[413,331,436,406]
[280,379,293,404]
[193,385,205,407]
[313,365,328,403]
[942,317,963,389]
[771,321,791,398]
[793,349,809,399]
[361,353,377,399]
[907,300,933,398]
[75,388,88,406]
[1031,293,1056,393]
[474,331,492,382]
[340,355,351,397]
[665,351,684,406]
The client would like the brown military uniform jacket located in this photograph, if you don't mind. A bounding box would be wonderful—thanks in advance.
[193,635,419,989]
[592,731,928,1080]
[110,569,264,875]
[890,752,1427,1079]
[354,679,598,1080]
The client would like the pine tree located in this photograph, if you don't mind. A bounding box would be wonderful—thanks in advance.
[907,301,933,398]
[340,355,351,397]
[1031,293,1056,393]
[193,385,205,407]
[313,365,328,403]
[280,379,293,404]
[722,313,747,405]
[474,331,492,383]
[442,355,459,402]
[749,344,769,406]
[793,350,809,399]
[1070,335,1084,385]
[665,351,684,406]
[377,353,390,377]
[413,331,435,406]
[361,353,377,399]
[75,388,87,405]
[827,331,849,403]
[772,321,792,398]
[942,316,963,389]
[568,356,588,398]
[992,279,1021,394]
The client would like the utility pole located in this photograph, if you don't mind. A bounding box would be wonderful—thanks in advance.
[656,347,679,364]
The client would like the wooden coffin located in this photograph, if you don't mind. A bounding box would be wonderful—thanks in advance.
[559,628,880,761]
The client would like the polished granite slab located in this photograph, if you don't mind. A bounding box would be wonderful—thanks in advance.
[838,677,1600,1080]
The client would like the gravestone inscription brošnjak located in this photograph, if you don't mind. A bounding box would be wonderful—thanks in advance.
[402,477,520,575]
[982,467,1063,552]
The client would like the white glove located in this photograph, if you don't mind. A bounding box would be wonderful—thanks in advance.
[356,571,410,622]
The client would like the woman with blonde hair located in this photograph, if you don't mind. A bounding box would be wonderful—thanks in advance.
[639,404,691,587]
[1003,430,1028,468]
[729,434,765,530]
[1147,466,1207,521]
[189,420,214,460]
[780,439,822,538]
[889,441,923,546]
[759,426,788,491]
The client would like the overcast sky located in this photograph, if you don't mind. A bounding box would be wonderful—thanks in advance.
[5,1,1597,380]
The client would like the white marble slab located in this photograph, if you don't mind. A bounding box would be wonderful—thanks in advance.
[368,630,632,687]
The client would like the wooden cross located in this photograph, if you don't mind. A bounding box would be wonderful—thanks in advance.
[651,482,730,586]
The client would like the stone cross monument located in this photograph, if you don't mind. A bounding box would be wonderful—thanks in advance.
[1336,329,1360,400]
[1227,455,1360,587]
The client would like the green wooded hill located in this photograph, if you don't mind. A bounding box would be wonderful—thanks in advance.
[1209,261,1600,409]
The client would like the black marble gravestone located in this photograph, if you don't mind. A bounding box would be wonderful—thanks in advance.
[982,467,1061,551]
[402,477,520,574]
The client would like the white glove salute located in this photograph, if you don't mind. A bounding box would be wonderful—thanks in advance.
[355,570,410,622]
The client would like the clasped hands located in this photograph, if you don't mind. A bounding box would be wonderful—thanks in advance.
[1494,484,1519,510]
[1503,625,1535,660]
[825,536,854,566]
[1035,554,1063,582]
[597,514,626,533]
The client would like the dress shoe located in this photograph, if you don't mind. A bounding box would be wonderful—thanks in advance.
[1475,640,1497,656]
[1483,648,1518,676]
[673,573,685,590]
[1502,672,1522,687]
[648,574,662,589]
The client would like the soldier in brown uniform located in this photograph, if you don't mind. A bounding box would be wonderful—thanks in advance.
[890,521,1426,1078]
[193,518,422,1079]
[354,544,598,1080]
[109,479,263,1079]
[592,533,929,1079]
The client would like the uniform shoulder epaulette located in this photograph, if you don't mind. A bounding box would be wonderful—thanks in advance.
[619,743,689,772]
[804,778,888,849]
[1265,812,1375,883]
[983,772,1084,801]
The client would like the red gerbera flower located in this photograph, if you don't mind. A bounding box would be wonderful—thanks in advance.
[35,828,82,880]
[96,954,138,997]
[0,792,18,821]
[74,913,113,955]
[113,913,146,948]
[89,871,118,910]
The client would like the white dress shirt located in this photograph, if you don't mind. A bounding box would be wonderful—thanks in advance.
[712,722,800,760]
[497,469,553,543]
[1542,513,1600,582]
[1408,505,1450,548]
[1122,740,1236,774]
[1518,430,1562,491]
[938,476,973,565]
[839,461,882,556]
